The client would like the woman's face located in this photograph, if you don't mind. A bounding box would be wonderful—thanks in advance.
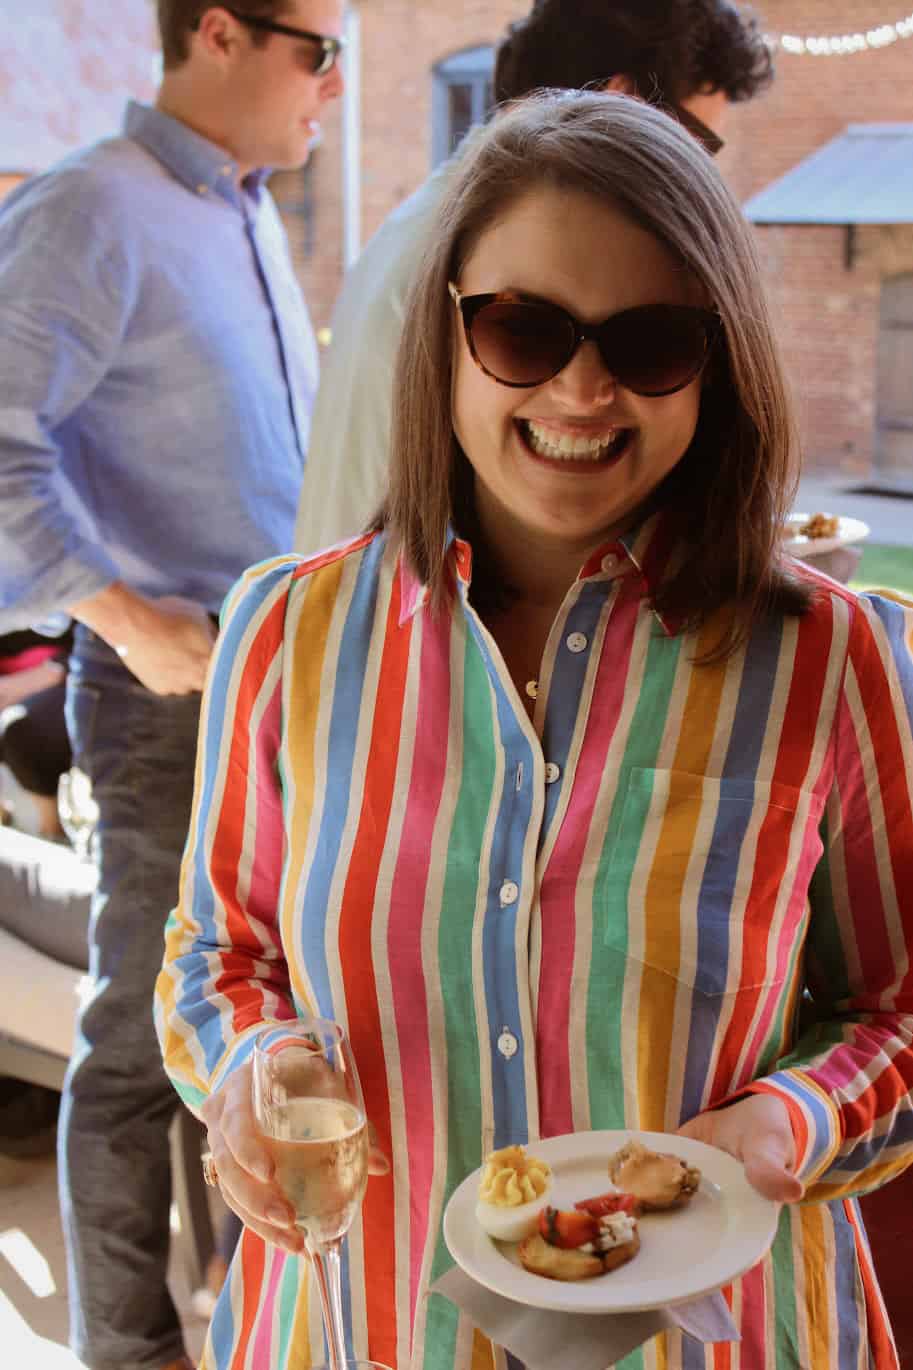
[451,185,705,563]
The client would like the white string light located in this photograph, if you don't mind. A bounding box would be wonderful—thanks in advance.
[768,11,913,54]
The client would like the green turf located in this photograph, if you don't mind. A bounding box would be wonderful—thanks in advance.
[849,542,913,597]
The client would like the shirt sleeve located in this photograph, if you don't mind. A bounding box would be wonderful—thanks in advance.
[154,555,303,1113]
[0,171,133,629]
[743,592,913,1200]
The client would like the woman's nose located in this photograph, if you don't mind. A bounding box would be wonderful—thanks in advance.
[553,340,617,406]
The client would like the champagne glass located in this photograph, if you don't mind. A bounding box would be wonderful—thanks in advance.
[313,1362,393,1369]
[57,766,99,862]
[252,1019,369,1370]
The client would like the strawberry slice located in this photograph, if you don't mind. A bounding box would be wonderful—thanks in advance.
[574,1191,641,1218]
[537,1206,600,1249]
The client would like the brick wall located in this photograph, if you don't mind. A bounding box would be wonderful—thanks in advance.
[290,0,527,332]
[0,176,26,204]
[721,2,913,477]
[0,0,157,171]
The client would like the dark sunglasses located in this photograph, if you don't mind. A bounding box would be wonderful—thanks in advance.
[222,9,345,74]
[448,285,720,397]
[668,104,724,157]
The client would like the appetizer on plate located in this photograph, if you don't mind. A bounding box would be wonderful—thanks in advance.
[474,1144,553,1242]
[518,1203,640,1281]
[606,1140,701,1211]
[797,512,839,540]
[472,1136,701,1284]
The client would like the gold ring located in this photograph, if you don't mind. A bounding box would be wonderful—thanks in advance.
[201,1151,219,1188]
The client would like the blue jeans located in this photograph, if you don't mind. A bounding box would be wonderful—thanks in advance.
[59,627,201,1370]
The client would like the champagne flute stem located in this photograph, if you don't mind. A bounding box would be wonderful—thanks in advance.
[308,1236,348,1370]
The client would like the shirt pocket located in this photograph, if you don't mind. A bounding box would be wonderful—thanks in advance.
[602,767,824,997]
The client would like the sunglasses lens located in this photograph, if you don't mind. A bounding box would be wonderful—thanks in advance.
[314,41,340,74]
[469,302,574,385]
[606,306,711,396]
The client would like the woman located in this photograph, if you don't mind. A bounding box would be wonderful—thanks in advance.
[156,93,913,1370]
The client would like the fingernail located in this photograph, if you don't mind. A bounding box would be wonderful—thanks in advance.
[253,1159,274,1183]
[268,1203,292,1226]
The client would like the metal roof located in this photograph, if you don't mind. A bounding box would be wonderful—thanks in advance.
[744,124,913,226]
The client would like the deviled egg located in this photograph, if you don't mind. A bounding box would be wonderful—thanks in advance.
[475,1144,553,1243]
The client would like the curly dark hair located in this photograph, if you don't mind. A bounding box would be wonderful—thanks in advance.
[493,0,774,107]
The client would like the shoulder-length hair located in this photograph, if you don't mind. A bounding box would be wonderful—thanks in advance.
[383,91,810,655]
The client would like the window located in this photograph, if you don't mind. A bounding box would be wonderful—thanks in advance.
[432,45,495,167]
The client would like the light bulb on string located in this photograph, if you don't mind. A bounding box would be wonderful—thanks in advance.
[769,10,913,54]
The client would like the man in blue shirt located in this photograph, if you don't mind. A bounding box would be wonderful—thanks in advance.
[0,4,344,1367]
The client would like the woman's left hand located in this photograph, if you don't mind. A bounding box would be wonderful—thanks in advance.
[676,1093,805,1203]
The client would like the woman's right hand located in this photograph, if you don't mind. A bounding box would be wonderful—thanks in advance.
[201,1061,391,1255]
[201,1061,305,1254]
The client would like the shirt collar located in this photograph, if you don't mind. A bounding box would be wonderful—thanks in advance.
[124,100,272,209]
[396,512,683,635]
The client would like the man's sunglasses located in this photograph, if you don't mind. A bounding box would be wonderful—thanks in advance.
[222,9,345,74]
[668,104,724,157]
[448,285,721,397]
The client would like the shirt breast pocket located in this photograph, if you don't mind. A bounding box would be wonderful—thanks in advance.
[601,767,823,997]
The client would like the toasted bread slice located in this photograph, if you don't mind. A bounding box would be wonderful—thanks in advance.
[517,1228,640,1281]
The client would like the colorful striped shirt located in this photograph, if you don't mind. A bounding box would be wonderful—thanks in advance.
[156,515,913,1370]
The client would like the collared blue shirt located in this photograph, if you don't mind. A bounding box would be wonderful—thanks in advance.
[0,101,318,627]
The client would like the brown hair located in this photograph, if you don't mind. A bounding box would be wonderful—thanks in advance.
[383,91,810,657]
[156,2,287,69]
[493,0,774,108]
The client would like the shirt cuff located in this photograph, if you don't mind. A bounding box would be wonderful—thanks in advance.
[741,1072,843,1187]
[207,1024,265,1097]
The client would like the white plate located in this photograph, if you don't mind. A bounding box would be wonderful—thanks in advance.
[443,1130,779,1314]
[782,513,870,557]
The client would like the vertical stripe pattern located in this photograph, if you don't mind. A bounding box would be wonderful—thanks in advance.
[157,523,913,1370]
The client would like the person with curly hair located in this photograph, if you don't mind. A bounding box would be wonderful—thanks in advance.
[294,0,773,555]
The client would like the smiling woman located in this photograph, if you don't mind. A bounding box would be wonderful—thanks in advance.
[386,90,808,662]
[156,92,913,1370]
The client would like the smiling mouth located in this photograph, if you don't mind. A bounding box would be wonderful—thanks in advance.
[517,419,634,465]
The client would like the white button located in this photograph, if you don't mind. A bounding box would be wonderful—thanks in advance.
[525,679,538,699]
[544,762,561,784]
[601,553,619,571]
[499,880,519,906]
[497,1028,519,1059]
[566,632,588,653]
[221,164,234,176]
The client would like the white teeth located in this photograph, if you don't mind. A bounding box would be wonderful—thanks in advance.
[524,420,622,460]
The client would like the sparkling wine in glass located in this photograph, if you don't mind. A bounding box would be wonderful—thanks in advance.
[312,1362,393,1370]
[253,1019,369,1370]
[57,767,99,862]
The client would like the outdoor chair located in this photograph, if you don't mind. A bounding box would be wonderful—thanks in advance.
[0,822,214,1292]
